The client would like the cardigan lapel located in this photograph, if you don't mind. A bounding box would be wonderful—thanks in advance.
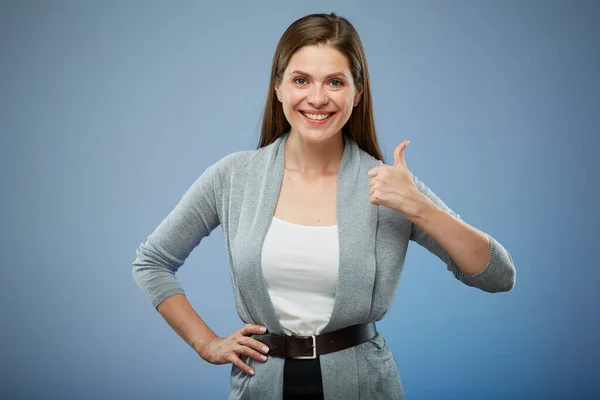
[231,134,287,334]
[321,134,378,333]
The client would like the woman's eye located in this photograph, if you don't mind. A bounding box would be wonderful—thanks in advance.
[294,77,307,85]
[330,79,343,87]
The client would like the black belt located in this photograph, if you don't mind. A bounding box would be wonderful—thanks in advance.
[254,322,377,359]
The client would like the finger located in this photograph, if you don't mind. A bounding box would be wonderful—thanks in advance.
[240,324,268,336]
[370,172,383,187]
[368,168,380,178]
[370,176,383,189]
[370,185,379,197]
[238,336,270,354]
[369,193,380,205]
[227,352,255,376]
[393,140,410,168]
[236,345,268,363]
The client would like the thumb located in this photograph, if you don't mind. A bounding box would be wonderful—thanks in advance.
[393,140,410,168]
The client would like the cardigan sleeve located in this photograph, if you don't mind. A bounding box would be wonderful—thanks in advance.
[132,162,222,309]
[409,173,516,293]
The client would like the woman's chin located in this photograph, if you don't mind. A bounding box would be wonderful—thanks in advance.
[292,127,342,144]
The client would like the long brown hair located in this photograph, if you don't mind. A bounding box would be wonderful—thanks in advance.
[258,13,384,161]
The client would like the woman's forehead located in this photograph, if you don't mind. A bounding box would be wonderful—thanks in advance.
[284,45,352,78]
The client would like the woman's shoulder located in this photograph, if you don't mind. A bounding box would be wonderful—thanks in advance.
[212,149,256,172]
[209,137,281,176]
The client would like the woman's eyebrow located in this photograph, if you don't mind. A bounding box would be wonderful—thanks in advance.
[289,70,347,80]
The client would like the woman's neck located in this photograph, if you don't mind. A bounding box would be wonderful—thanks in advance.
[284,130,344,176]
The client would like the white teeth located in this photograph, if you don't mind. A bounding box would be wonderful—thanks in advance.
[302,112,330,121]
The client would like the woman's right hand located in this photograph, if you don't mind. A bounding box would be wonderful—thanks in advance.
[199,324,270,376]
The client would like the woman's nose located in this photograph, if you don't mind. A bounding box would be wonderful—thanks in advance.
[306,85,329,107]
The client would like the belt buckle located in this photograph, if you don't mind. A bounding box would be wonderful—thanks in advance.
[291,334,317,360]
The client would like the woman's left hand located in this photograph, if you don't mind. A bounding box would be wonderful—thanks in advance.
[368,140,427,218]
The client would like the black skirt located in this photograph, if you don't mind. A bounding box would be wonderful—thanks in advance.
[282,357,324,399]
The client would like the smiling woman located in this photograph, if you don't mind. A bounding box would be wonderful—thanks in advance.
[132,12,516,400]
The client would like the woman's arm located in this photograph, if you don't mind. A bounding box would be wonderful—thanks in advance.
[132,156,269,375]
[132,163,221,307]
[408,195,491,276]
[407,174,516,293]
[157,293,219,356]
[157,293,269,376]
[368,141,515,293]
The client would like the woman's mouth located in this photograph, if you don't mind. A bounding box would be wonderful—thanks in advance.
[300,111,334,124]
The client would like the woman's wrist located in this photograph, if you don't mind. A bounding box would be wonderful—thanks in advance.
[192,334,219,360]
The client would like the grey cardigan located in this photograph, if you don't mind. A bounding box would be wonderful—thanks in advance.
[132,132,516,399]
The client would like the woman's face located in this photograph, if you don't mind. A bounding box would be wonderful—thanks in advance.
[275,44,362,144]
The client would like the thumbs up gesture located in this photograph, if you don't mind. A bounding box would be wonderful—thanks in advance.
[368,140,425,217]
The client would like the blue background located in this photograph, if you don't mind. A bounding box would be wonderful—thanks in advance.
[1,1,598,399]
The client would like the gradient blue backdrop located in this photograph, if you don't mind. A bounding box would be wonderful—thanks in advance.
[1,1,598,399]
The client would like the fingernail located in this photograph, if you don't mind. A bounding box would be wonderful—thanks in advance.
[262,346,269,353]
[249,369,255,376]
[261,355,267,361]
[260,327,267,332]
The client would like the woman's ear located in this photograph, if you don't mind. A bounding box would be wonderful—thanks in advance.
[354,86,363,107]
[274,83,282,102]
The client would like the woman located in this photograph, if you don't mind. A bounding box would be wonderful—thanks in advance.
[132,13,516,399]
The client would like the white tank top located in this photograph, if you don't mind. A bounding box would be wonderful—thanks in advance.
[261,217,339,335]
